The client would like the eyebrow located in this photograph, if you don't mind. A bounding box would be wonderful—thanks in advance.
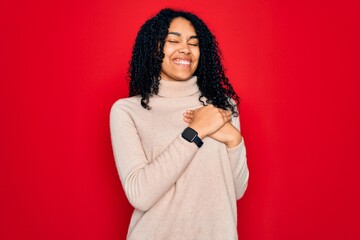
[168,32,198,39]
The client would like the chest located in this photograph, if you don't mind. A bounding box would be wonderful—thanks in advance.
[128,97,231,185]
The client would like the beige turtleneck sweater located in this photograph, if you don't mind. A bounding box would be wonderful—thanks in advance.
[110,76,249,240]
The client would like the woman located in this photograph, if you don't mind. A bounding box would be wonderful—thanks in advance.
[110,8,249,239]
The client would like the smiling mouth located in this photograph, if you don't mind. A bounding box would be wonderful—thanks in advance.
[173,59,191,66]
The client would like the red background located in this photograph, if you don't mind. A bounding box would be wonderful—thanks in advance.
[1,0,359,239]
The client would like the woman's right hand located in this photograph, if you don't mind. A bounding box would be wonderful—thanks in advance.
[187,105,232,139]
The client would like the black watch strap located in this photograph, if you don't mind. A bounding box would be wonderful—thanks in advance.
[182,127,203,148]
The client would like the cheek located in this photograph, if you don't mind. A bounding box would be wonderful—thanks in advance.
[193,55,200,67]
[163,45,175,59]
[193,48,200,61]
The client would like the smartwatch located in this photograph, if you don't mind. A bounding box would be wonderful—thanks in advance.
[181,127,203,148]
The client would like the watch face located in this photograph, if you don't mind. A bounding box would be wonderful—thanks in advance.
[182,127,197,142]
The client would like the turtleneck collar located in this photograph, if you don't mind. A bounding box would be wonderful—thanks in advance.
[157,76,200,98]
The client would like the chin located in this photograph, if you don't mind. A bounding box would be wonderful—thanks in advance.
[160,70,195,81]
[174,73,194,81]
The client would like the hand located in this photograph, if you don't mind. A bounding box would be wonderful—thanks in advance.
[183,109,242,148]
[185,105,232,139]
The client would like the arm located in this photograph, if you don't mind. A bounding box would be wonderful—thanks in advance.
[227,114,249,200]
[110,104,199,211]
[183,108,249,200]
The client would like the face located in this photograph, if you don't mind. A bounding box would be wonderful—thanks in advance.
[160,17,200,81]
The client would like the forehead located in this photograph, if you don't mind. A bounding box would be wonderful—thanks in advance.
[168,17,196,34]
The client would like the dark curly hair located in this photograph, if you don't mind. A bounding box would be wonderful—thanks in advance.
[128,8,240,115]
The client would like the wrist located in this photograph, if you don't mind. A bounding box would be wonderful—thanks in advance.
[182,127,204,148]
[188,124,206,139]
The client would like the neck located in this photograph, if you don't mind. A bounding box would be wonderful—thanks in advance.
[157,76,200,98]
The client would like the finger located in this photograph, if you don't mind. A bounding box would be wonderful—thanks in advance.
[219,109,229,117]
[221,109,232,116]
[183,117,192,123]
[184,110,195,115]
[220,109,232,117]
[183,112,194,118]
[220,110,232,122]
[226,115,232,122]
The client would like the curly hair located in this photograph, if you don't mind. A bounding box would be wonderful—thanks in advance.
[128,8,240,115]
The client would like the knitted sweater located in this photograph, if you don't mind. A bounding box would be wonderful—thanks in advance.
[110,76,249,240]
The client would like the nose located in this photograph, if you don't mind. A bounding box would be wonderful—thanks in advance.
[178,44,191,54]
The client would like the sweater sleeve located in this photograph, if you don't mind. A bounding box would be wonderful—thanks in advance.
[110,103,199,211]
[227,114,249,200]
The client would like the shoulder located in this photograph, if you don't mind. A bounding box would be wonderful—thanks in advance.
[110,96,145,122]
[111,96,142,113]
[227,97,241,129]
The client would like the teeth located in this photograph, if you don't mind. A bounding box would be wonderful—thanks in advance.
[174,59,190,65]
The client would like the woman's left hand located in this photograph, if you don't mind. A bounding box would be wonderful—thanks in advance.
[183,109,242,148]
